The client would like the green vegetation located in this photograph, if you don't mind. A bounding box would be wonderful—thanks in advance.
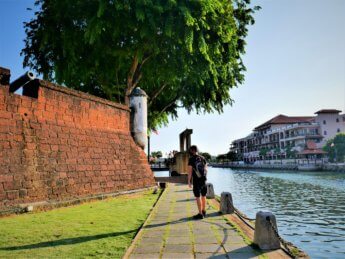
[284,145,297,159]
[216,151,237,162]
[323,133,345,162]
[151,151,163,159]
[0,191,160,258]
[259,148,269,158]
[199,152,211,161]
[22,0,259,130]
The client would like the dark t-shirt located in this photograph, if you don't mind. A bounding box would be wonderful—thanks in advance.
[188,155,207,186]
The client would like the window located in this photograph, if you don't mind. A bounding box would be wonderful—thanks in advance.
[323,120,326,125]
[324,130,327,135]
[336,118,339,123]
[343,117,345,122]
[337,129,341,133]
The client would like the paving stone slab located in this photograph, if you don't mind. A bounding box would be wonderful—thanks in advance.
[162,253,194,259]
[133,243,162,254]
[194,244,226,253]
[169,226,190,232]
[163,244,193,253]
[194,235,219,244]
[142,229,166,237]
[218,235,246,244]
[214,228,239,234]
[144,227,168,233]
[170,216,189,221]
[166,235,191,244]
[129,253,160,259]
[211,223,236,230]
[223,243,257,254]
[151,219,170,223]
[153,217,170,221]
[192,228,214,236]
[226,252,259,259]
[195,253,228,259]
[139,236,164,245]
[192,222,214,229]
[169,217,190,223]
[169,232,191,237]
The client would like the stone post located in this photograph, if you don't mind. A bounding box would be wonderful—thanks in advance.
[220,192,234,214]
[206,183,215,199]
[253,211,280,250]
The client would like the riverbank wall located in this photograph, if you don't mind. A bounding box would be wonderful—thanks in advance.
[0,67,155,211]
[212,163,345,172]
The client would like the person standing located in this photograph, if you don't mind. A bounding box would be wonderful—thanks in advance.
[188,145,207,219]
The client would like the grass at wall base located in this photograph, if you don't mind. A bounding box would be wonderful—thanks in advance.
[0,190,159,258]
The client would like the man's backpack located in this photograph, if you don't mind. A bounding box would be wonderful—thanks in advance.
[194,155,206,179]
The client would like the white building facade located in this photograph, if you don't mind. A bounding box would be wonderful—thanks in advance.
[231,109,345,162]
[314,109,345,147]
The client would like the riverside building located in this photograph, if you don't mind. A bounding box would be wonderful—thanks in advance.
[231,109,345,162]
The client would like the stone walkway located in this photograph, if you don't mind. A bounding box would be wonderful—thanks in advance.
[126,183,262,259]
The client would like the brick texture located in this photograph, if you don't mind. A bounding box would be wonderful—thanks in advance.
[0,67,155,210]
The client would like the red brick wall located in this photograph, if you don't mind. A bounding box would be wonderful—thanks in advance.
[0,67,155,209]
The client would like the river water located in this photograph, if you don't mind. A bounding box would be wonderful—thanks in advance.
[155,168,345,258]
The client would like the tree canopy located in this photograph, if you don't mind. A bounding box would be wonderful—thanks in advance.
[199,152,211,161]
[22,0,259,130]
[216,151,236,162]
[151,150,163,158]
[323,133,345,162]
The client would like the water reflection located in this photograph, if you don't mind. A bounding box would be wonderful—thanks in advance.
[207,168,345,258]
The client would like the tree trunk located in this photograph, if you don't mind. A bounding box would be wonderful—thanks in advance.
[125,54,139,105]
[125,53,151,105]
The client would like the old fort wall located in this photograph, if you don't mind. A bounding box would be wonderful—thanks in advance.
[0,67,155,210]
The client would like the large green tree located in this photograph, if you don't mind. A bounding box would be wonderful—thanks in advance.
[22,0,259,130]
[323,133,345,162]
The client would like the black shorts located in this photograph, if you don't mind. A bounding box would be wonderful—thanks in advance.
[193,183,207,198]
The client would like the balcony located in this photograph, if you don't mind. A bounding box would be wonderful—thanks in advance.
[284,133,322,140]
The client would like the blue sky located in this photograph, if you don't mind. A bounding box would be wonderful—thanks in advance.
[1,0,344,156]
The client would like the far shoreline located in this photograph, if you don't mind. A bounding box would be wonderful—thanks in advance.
[210,163,345,173]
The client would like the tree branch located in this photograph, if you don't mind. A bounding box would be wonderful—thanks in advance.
[148,83,168,106]
[141,53,152,66]
[125,52,152,105]
[132,73,142,89]
[125,52,139,105]
[127,52,138,88]
[159,95,179,114]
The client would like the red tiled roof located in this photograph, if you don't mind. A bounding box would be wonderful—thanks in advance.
[315,109,341,114]
[254,115,315,130]
[306,141,317,149]
[299,141,327,155]
[299,149,327,155]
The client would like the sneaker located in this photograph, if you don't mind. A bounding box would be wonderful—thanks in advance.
[193,213,204,220]
[202,210,206,217]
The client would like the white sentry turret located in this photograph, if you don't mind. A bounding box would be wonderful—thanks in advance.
[129,87,148,149]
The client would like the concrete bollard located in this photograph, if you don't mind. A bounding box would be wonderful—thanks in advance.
[254,211,280,250]
[25,206,33,212]
[206,183,215,199]
[220,192,234,214]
